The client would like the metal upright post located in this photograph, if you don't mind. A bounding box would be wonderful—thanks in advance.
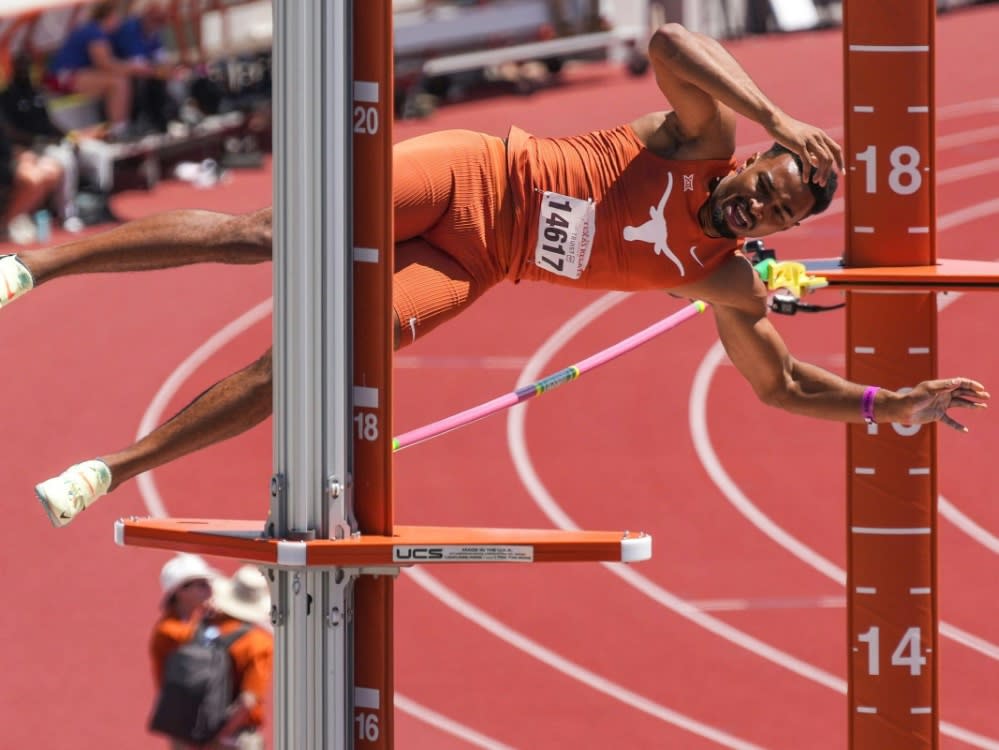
[271,2,355,749]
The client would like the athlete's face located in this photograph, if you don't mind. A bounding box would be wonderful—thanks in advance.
[708,153,817,239]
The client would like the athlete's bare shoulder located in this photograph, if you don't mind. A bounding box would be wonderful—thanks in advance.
[629,111,736,162]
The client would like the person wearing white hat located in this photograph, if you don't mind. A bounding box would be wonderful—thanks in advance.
[150,554,218,688]
[194,565,274,750]
[210,564,272,627]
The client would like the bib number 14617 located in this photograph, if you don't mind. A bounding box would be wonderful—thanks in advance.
[533,191,595,280]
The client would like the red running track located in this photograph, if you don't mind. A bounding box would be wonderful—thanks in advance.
[3,6,999,749]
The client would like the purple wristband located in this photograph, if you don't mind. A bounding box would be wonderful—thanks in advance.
[862,386,880,425]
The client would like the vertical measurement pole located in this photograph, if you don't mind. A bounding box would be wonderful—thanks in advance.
[843,2,938,747]
[272,1,354,748]
[351,1,395,748]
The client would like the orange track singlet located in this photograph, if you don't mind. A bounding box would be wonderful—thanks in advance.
[505,123,742,290]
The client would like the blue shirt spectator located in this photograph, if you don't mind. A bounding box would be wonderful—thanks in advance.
[49,22,110,73]
[111,15,164,62]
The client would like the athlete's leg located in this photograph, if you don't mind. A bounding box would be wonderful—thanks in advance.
[391,130,510,347]
[1,206,272,309]
[21,206,273,283]
[38,131,506,526]
[103,348,273,489]
[41,233,481,526]
[392,239,481,348]
[36,349,273,526]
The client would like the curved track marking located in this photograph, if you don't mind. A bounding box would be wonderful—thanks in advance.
[935,291,999,554]
[393,694,519,750]
[404,568,768,750]
[691,342,999,669]
[135,298,273,518]
[132,300,519,749]
[507,292,999,749]
[129,101,999,748]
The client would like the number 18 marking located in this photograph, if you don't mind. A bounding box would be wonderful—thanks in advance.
[855,145,923,195]
[354,412,379,441]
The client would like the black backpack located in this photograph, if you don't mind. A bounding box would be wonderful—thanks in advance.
[149,620,252,744]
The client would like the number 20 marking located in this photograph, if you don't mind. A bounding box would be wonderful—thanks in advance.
[354,105,379,134]
[855,145,923,195]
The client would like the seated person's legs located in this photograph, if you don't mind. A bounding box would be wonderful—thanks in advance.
[70,68,132,135]
[8,151,64,218]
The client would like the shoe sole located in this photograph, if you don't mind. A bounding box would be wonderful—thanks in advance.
[35,486,72,528]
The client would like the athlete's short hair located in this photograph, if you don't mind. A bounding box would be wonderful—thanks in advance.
[762,142,838,217]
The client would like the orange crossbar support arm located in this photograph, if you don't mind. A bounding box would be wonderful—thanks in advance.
[115,518,652,567]
[813,258,999,290]
[844,2,939,747]
[353,2,395,748]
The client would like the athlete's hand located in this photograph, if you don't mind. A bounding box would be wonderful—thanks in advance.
[766,113,844,187]
[896,378,990,432]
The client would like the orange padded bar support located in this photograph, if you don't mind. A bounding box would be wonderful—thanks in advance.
[814,258,999,290]
[844,2,939,748]
[352,2,394,748]
[114,518,652,566]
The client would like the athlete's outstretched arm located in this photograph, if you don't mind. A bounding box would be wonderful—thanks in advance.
[18,206,273,285]
[673,257,989,429]
[647,22,842,184]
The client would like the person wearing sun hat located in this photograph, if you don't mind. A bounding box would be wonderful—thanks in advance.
[195,565,274,750]
[149,553,218,690]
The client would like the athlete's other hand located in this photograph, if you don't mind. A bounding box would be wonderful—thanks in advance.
[897,378,990,432]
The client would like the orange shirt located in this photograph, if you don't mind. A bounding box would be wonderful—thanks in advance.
[150,615,194,688]
[506,123,743,290]
[212,616,273,728]
[149,614,273,729]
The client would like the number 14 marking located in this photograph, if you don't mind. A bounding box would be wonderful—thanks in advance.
[857,626,928,676]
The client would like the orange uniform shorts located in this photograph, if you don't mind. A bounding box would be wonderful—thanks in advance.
[392,129,514,348]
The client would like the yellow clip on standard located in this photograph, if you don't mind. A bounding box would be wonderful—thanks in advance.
[754,259,828,299]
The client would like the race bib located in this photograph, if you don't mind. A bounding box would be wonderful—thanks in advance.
[533,191,595,280]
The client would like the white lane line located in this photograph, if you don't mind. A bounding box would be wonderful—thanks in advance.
[135,298,273,518]
[134,100,999,746]
[133,301,518,750]
[506,292,999,749]
[691,341,999,668]
[406,568,768,750]
[394,694,519,750]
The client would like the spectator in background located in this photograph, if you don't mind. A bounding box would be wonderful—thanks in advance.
[44,1,159,141]
[0,53,65,144]
[198,565,273,750]
[149,553,218,692]
[0,55,84,238]
[548,0,605,35]
[112,1,184,133]
[149,561,272,749]
[0,120,79,243]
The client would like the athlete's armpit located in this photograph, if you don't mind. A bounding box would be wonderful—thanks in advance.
[671,253,767,317]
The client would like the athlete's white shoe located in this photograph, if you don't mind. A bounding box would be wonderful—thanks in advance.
[36,460,112,528]
[0,254,34,307]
